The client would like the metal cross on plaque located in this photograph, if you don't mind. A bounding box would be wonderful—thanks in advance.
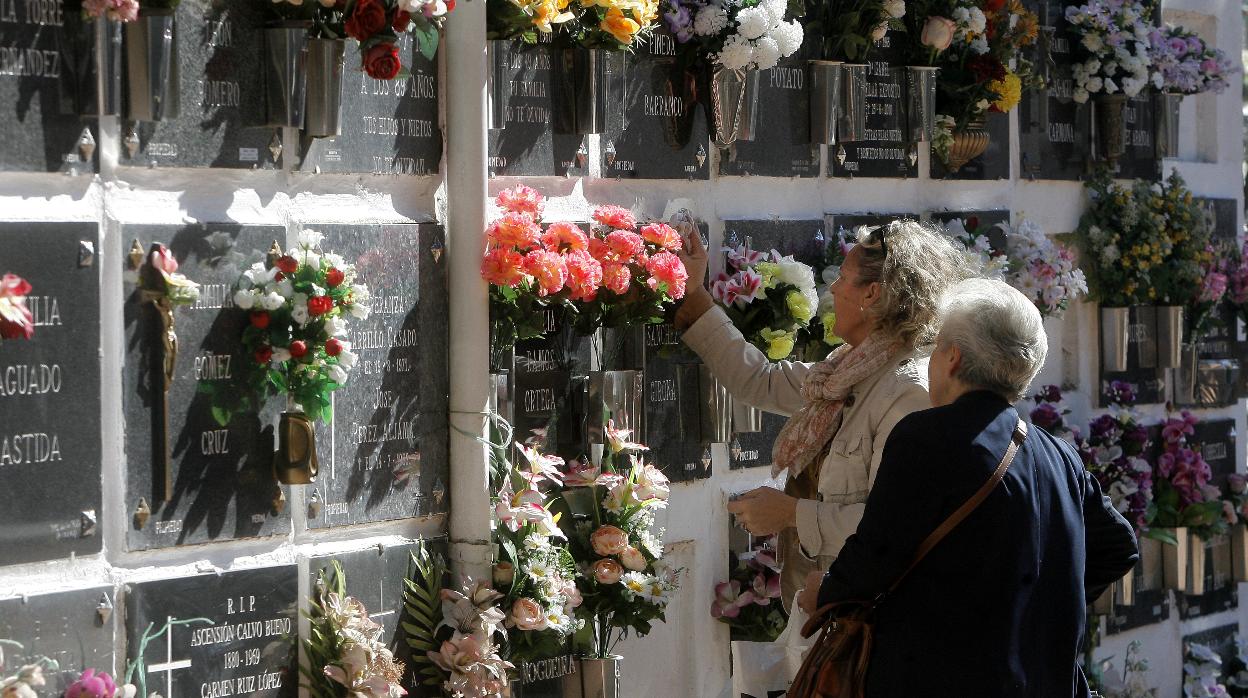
[147,615,193,697]
[131,241,180,502]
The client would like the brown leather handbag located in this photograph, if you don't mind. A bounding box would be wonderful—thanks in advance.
[789,419,1028,698]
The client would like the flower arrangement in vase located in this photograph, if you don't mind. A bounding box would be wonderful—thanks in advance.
[1074,171,1166,307]
[1149,411,1227,544]
[802,0,905,63]
[1004,218,1087,319]
[711,245,818,361]
[489,0,658,47]
[0,273,35,341]
[341,0,451,80]
[710,540,786,642]
[483,186,689,349]
[1184,642,1232,698]
[1077,382,1153,534]
[795,226,854,361]
[1148,24,1233,96]
[81,0,138,21]
[215,230,370,485]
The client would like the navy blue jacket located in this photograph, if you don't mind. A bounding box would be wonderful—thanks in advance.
[816,390,1139,697]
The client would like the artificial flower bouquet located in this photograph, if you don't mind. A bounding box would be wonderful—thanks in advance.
[710,539,786,642]
[1188,238,1232,340]
[1226,240,1248,331]
[488,0,659,48]
[137,245,201,307]
[483,185,689,349]
[660,0,805,71]
[1004,218,1087,319]
[1077,381,1153,533]
[340,0,451,78]
[80,0,139,22]
[712,245,818,361]
[1148,24,1233,96]
[795,226,854,361]
[1027,384,1080,445]
[801,0,905,63]
[1075,171,1166,306]
[0,273,35,341]
[1149,411,1227,544]
[1064,0,1155,104]
[942,216,1009,280]
[1184,641,1233,698]
[303,561,408,698]
[1150,171,1213,309]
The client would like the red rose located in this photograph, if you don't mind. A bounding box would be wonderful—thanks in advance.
[276,255,298,274]
[392,9,410,32]
[326,338,343,356]
[966,216,980,231]
[345,0,388,41]
[289,340,308,358]
[250,311,270,329]
[968,55,1006,83]
[308,295,334,316]
[363,43,402,81]
[325,267,345,287]
[254,346,273,364]
[983,0,1005,11]
[445,0,454,11]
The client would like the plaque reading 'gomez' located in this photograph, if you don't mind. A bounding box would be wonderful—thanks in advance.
[122,224,287,551]
[0,586,115,695]
[0,222,101,566]
[0,0,100,172]
[487,39,585,178]
[121,0,277,169]
[605,28,708,180]
[310,224,448,528]
[830,34,915,179]
[719,57,820,178]
[125,565,298,698]
[1019,0,1090,181]
[299,36,441,175]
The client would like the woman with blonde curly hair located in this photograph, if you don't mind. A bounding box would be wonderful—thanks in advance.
[675,219,970,613]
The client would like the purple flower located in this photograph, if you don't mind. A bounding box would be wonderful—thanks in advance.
[1030,403,1062,431]
[67,669,118,698]
[1106,380,1137,405]
[1034,384,1063,404]
[663,2,694,42]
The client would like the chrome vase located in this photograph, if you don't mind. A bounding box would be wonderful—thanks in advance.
[125,8,180,122]
[1100,306,1130,373]
[699,364,732,444]
[264,24,309,128]
[709,66,760,148]
[904,66,940,142]
[837,63,868,143]
[100,19,123,115]
[1155,305,1184,369]
[588,370,643,446]
[487,40,512,130]
[732,400,762,434]
[553,48,613,135]
[808,60,842,145]
[573,656,620,698]
[305,38,345,137]
[1155,91,1182,159]
[1092,93,1128,163]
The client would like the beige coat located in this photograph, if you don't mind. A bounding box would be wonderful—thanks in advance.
[683,306,931,595]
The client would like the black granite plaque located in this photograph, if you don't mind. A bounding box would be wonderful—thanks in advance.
[1115,92,1158,181]
[830,33,915,179]
[719,57,820,178]
[640,322,710,482]
[487,38,586,177]
[120,0,278,169]
[929,209,1010,252]
[1181,624,1239,664]
[1105,588,1168,634]
[0,222,101,566]
[124,565,297,698]
[0,585,114,695]
[933,112,1009,180]
[0,0,100,173]
[514,653,577,698]
[1179,535,1237,620]
[121,224,287,551]
[509,308,591,461]
[1200,198,1239,241]
[298,36,441,175]
[1192,419,1235,488]
[1099,306,1164,406]
[309,224,448,528]
[604,28,708,180]
[825,213,917,243]
[1018,0,1091,181]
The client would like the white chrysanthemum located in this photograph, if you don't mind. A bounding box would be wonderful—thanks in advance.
[970,36,988,54]
[967,7,985,33]
[752,36,781,70]
[338,349,358,370]
[233,288,259,310]
[297,229,324,249]
[717,33,756,70]
[772,19,803,58]
[1082,32,1103,53]
[693,3,729,36]
[735,6,770,40]
[760,0,787,23]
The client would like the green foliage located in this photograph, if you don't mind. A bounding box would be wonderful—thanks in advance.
[403,542,450,688]
[803,0,899,62]
[302,562,348,698]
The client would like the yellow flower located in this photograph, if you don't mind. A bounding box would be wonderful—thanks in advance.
[759,328,796,361]
[821,312,842,346]
[786,290,814,324]
[989,73,1022,113]
[530,0,575,32]
[602,6,640,44]
[755,261,780,289]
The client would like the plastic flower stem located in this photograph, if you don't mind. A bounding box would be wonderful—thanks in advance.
[124,617,212,696]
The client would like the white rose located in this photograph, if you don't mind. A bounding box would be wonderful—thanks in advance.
[871,21,888,41]
[350,303,371,320]
[233,289,258,309]
[300,248,321,270]
[324,317,348,337]
[1085,76,1103,92]
[272,347,292,363]
[324,253,345,269]
[338,349,358,370]
[297,229,324,249]
[350,283,371,303]
[259,292,285,311]
[1073,87,1089,103]
[291,293,310,325]
[268,279,294,299]
[328,364,349,385]
[1103,77,1118,93]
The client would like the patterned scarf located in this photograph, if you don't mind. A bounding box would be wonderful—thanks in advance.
[771,333,902,478]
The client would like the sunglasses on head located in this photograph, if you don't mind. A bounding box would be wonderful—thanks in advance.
[870,225,888,257]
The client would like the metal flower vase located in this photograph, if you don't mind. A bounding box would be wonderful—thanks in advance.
[732,399,762,434]
[273,408,320,485]
[709,66,760,148]
[573,656,621,698]
[264,24,309,128]
[699,365,732,444]
[1100,306,1130,373]
[1233,526,1248,583]
[100,19,123,115]
[487,40,512,130]
[837,63,869,143]
[1155,91,1183,159]
[1154,305,1183,369]
[1161,528,1205,594]
[305,38,345,137]
[554,48,612,135]
[1092,93,1128,163]
[945,119,990,173]
[125,8,179,122]
[58,14,121,116]
[588,370,643,446]
[904,66,940,142]
[808,60,842,145]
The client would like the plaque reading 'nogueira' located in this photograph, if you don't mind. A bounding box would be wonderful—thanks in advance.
[121,0,278,169]
[487,39,586,177]
[0,585,115,694]
[1019,0,1091,181]
[719,57,820,178]
[299,36,441,175]
[122,224,288,551]
[310,224,449,528]
[125,565,298,698]
[830,34,915,179]
[605,28,708,180]
[0,222,102,566]
[0,0,100,173]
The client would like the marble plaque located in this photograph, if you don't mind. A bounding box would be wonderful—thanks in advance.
[830,33,916,179]
[605,28,708,180]
[1105,587,1168,634]
[119,0,279,169]
[0,0,100,172]
[298,36,441,175]
[1193,419,1235,488]
[1180,624,1238,662]
[487,39,586,178]
[310,224,448,528]
[825,213,916,243]
[1114,92,1158,181]
[1200,198,1239,241]
[509,308,591,461]
[933,111,1009,180]
[1099,305,1164,406]
[641,322,711,482]
[1018,0,1091,181]
[124,565,298,698]
[121,224,287,551]
[719,57,820,178]
[515,654,577,698]
[0,222,102,566]
[0,586,115,696]
[929,209,1010,251]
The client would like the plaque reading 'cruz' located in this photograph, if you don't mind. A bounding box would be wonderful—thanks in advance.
[125,565,298,698]
[311,224,449,528]
[720,57,820,178]
[122,224,288,551]
[0,222,102,566]
[830,34,915,179]
[120,0,277,169]
[1019,0,1091,180]
[487,39,586,177]
[299,36,441,175]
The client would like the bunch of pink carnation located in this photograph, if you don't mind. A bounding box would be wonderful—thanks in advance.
[83,0,139,22]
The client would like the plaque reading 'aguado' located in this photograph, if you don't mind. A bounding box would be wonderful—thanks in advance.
[0,222,102,566]
[488,39,586,178]
[122,224,287,552]
[0,0,100,172]
[121,0,277,169]
[830,34,915,179]
[0,585,115,694]
[310,224,448,528]
[1019,0,1090,180]
[720,57,820,178]
[125,565,298,698]
[299,36,441,175]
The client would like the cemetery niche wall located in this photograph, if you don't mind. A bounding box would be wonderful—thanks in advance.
[0,585,115,695]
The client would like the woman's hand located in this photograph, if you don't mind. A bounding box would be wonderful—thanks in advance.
[798,570,824,615]
[726,486,798,536]
[674,224,713,330]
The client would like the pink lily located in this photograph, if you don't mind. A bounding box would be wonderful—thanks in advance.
[710,580,755,619]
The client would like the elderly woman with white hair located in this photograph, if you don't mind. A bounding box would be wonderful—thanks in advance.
[675,220,969,611]
[797,278,1139,697]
